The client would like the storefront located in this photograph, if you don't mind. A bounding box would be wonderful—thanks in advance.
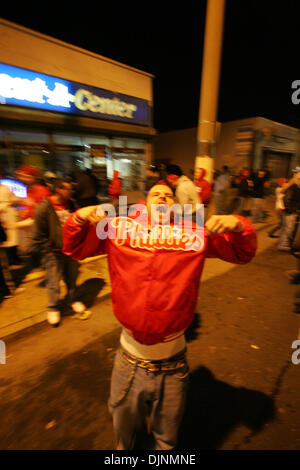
[154,117,299,182]
[0,19,155,195]
[215,117,300,179]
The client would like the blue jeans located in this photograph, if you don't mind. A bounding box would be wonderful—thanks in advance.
[278,213,298,249]
[236,197,247,215]
[44,253,79,311]
[251,197,264,222]
[108,348,189,450]
[268,211,284,236]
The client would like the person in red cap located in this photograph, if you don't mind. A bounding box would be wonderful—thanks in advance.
[62,181,257,450]
[14,166,51,286]
[15,166,51,221]
[194,167,212,220]
[194,167,212,205]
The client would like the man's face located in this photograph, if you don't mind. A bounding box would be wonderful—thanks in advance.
[146,184,175,224]
[194,168,204,180]
[57,182,73,201]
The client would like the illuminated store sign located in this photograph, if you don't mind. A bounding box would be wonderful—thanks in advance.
[0,63,150,126]
[0,179,27,198]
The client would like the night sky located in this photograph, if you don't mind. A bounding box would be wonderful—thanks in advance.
[1,1,299,133]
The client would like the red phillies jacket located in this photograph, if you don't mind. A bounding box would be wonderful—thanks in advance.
[63,212,257,345]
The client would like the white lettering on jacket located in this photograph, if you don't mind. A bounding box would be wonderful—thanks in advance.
[110,217,205,252]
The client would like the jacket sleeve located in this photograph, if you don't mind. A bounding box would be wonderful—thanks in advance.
[62,211,106,260]
[205,216,257,264]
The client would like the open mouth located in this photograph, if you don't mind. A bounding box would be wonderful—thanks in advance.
[155,204,168,214]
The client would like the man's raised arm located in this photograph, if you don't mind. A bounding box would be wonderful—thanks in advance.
[205,214,257,264]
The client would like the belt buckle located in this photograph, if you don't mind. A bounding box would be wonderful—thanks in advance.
[140,360,160,372]
[162,361,177,371]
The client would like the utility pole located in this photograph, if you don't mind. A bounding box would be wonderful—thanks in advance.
[195,0,226,183]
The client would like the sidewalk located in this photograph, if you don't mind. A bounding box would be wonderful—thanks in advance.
[0,255,111,338]
[0,196,280,338]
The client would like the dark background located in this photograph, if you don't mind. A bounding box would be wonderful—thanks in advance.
[1,0,299,132]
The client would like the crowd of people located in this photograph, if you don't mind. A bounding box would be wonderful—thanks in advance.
[0,166,111,317]
[1,162,299,310]
[210,165,300,255]
[1,158,299,450]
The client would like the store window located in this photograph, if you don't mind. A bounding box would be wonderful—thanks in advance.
[0,130,51,177]
[110,138,146,191]
[0,129,147,193]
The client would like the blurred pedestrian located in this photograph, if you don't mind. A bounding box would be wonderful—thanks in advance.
[12,166,51,288]
[213,165,231,214]
[0,219,13,301]
[0,218,24,302]
[278,172,300,252]
[0,182,21,266]
[62,182,257,450]
[32,178,89,326]
[166,164,199,220]
[236,176,250,216]
[249,169,267,223]
[108,170,122,200]
[194,167,212,221]
[43,171,57,193]
[72,168,99,207]
[237,167,250,182]
[15,166,51,256]
[194,167,212,206]
[268,178,287,238]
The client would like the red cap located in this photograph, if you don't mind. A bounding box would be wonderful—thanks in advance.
[16,166,39,177]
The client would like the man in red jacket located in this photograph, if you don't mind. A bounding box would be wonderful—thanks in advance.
[108,170,122,200]
[63,182,257,450]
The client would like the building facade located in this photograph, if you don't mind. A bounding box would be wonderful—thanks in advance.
[0,18,155,195]
[154,117,300,180]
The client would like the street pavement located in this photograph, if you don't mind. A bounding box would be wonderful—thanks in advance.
[0,203,300,451]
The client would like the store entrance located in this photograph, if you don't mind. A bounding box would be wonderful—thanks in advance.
[262,150,293,179]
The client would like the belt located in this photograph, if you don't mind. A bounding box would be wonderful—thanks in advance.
[118,346,187,372]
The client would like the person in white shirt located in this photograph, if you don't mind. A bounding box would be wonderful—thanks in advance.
[166,165,200,221]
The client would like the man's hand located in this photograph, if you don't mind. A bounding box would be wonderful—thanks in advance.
[76,205,106,225]
[205,215,244,235]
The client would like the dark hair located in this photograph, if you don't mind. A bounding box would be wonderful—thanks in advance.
[166,164,183,177]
